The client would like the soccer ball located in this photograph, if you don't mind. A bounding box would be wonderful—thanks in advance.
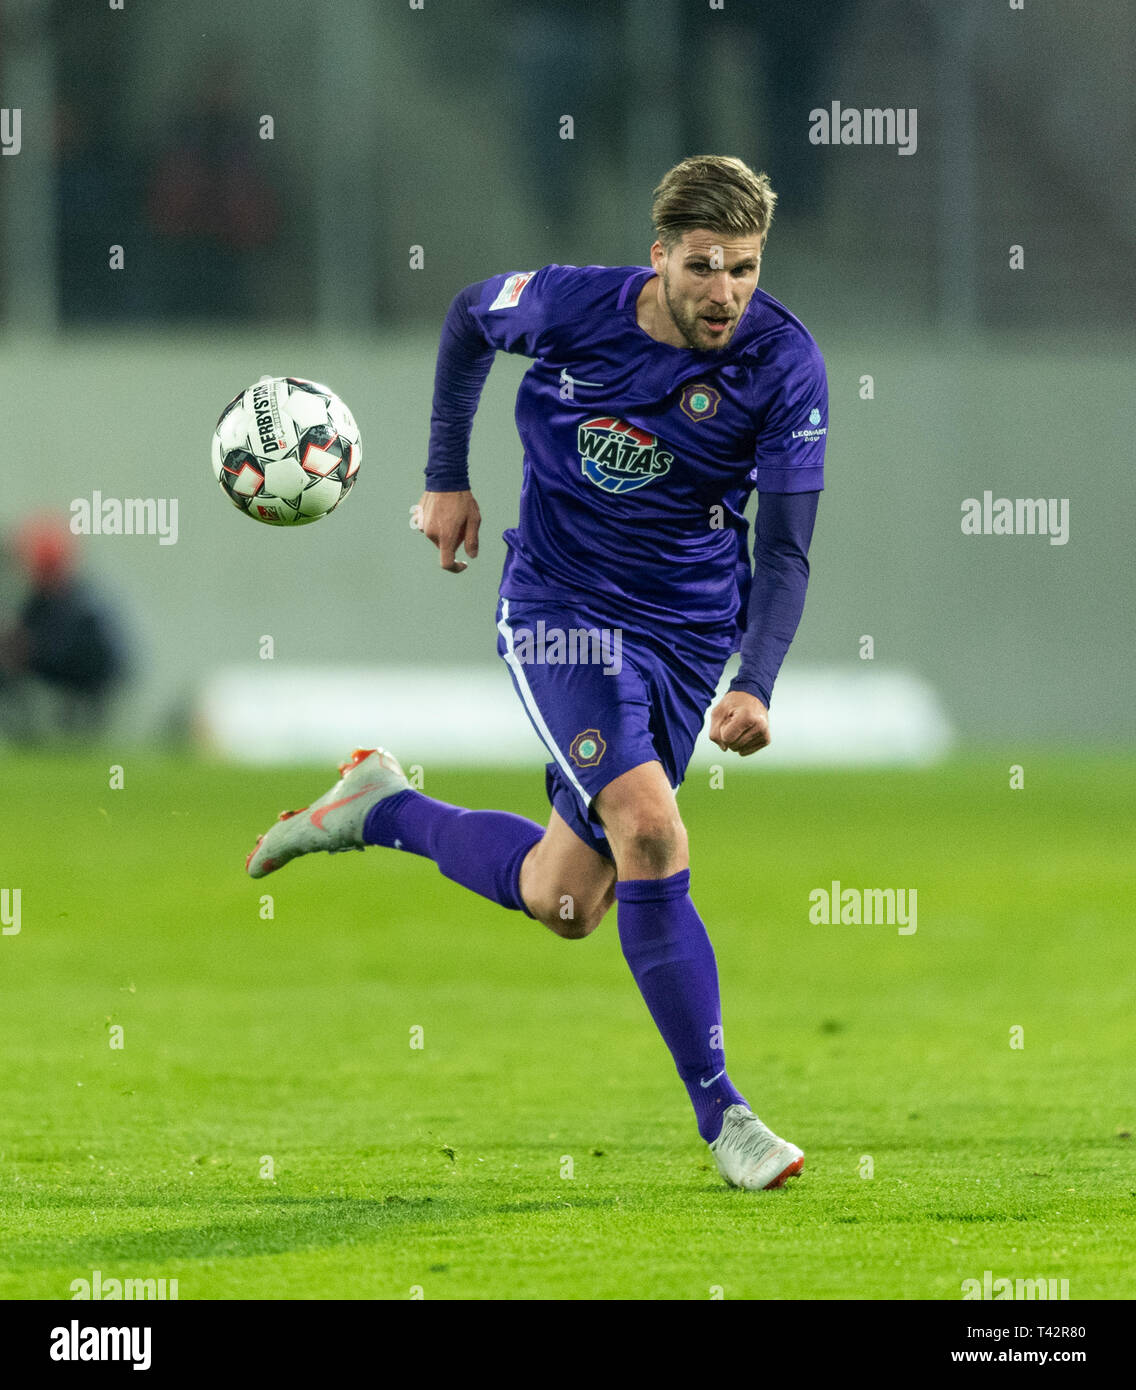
[211,375,361,526]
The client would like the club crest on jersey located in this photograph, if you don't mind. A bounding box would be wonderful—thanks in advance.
[569,729,606,768]
[577,418,673,495]
[679,383,721,421]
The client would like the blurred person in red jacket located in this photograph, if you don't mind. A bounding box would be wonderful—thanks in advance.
[0,517,128,742]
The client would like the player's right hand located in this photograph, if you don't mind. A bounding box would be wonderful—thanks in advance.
[413,489,481,573]
[708,690,771,756]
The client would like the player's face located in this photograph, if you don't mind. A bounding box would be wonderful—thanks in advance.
[651,230,763,351]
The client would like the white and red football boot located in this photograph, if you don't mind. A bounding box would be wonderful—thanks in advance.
[709,1105,805,1190]
[246,747,410,879]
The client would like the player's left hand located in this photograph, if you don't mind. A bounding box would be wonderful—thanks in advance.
[708,690,770,756]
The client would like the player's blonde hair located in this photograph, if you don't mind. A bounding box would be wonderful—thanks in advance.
[651,155,777,252]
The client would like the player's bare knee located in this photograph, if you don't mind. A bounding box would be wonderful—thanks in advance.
[550,916,594,940]
[541,907,593,939]
[615,816,687,877]
[535,887,610,939]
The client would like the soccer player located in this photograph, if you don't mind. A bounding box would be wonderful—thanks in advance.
[247,155,827,1191]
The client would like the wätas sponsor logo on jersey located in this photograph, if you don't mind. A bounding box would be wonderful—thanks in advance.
[577,417,673,495]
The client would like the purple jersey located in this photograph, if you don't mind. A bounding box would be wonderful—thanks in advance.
[428,264,827,641]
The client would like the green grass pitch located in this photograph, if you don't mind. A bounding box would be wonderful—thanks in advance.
[0,749,1132,1300]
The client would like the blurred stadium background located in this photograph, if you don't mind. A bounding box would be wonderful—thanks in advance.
[0,0,1131,763]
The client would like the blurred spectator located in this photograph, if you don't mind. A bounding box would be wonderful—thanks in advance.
[0,517,128,742]
[55,98,148,322]
[500,1,624,239]
[677,0,857,220]
[145,59,279,319]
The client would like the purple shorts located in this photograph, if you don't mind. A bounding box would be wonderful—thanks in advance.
[496,594,733,859]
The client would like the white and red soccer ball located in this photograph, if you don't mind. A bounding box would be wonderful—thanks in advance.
[211,375,361,526]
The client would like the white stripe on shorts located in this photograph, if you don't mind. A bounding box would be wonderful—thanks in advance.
[497,597,594,810]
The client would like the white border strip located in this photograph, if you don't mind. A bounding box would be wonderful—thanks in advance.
[196,666,952,769]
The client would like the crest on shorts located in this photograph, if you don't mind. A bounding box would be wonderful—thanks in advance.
[679,383,721,421]
[569,729,606,768]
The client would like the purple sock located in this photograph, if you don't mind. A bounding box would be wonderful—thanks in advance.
[615,870,748,1142]
[363,790,542,914]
